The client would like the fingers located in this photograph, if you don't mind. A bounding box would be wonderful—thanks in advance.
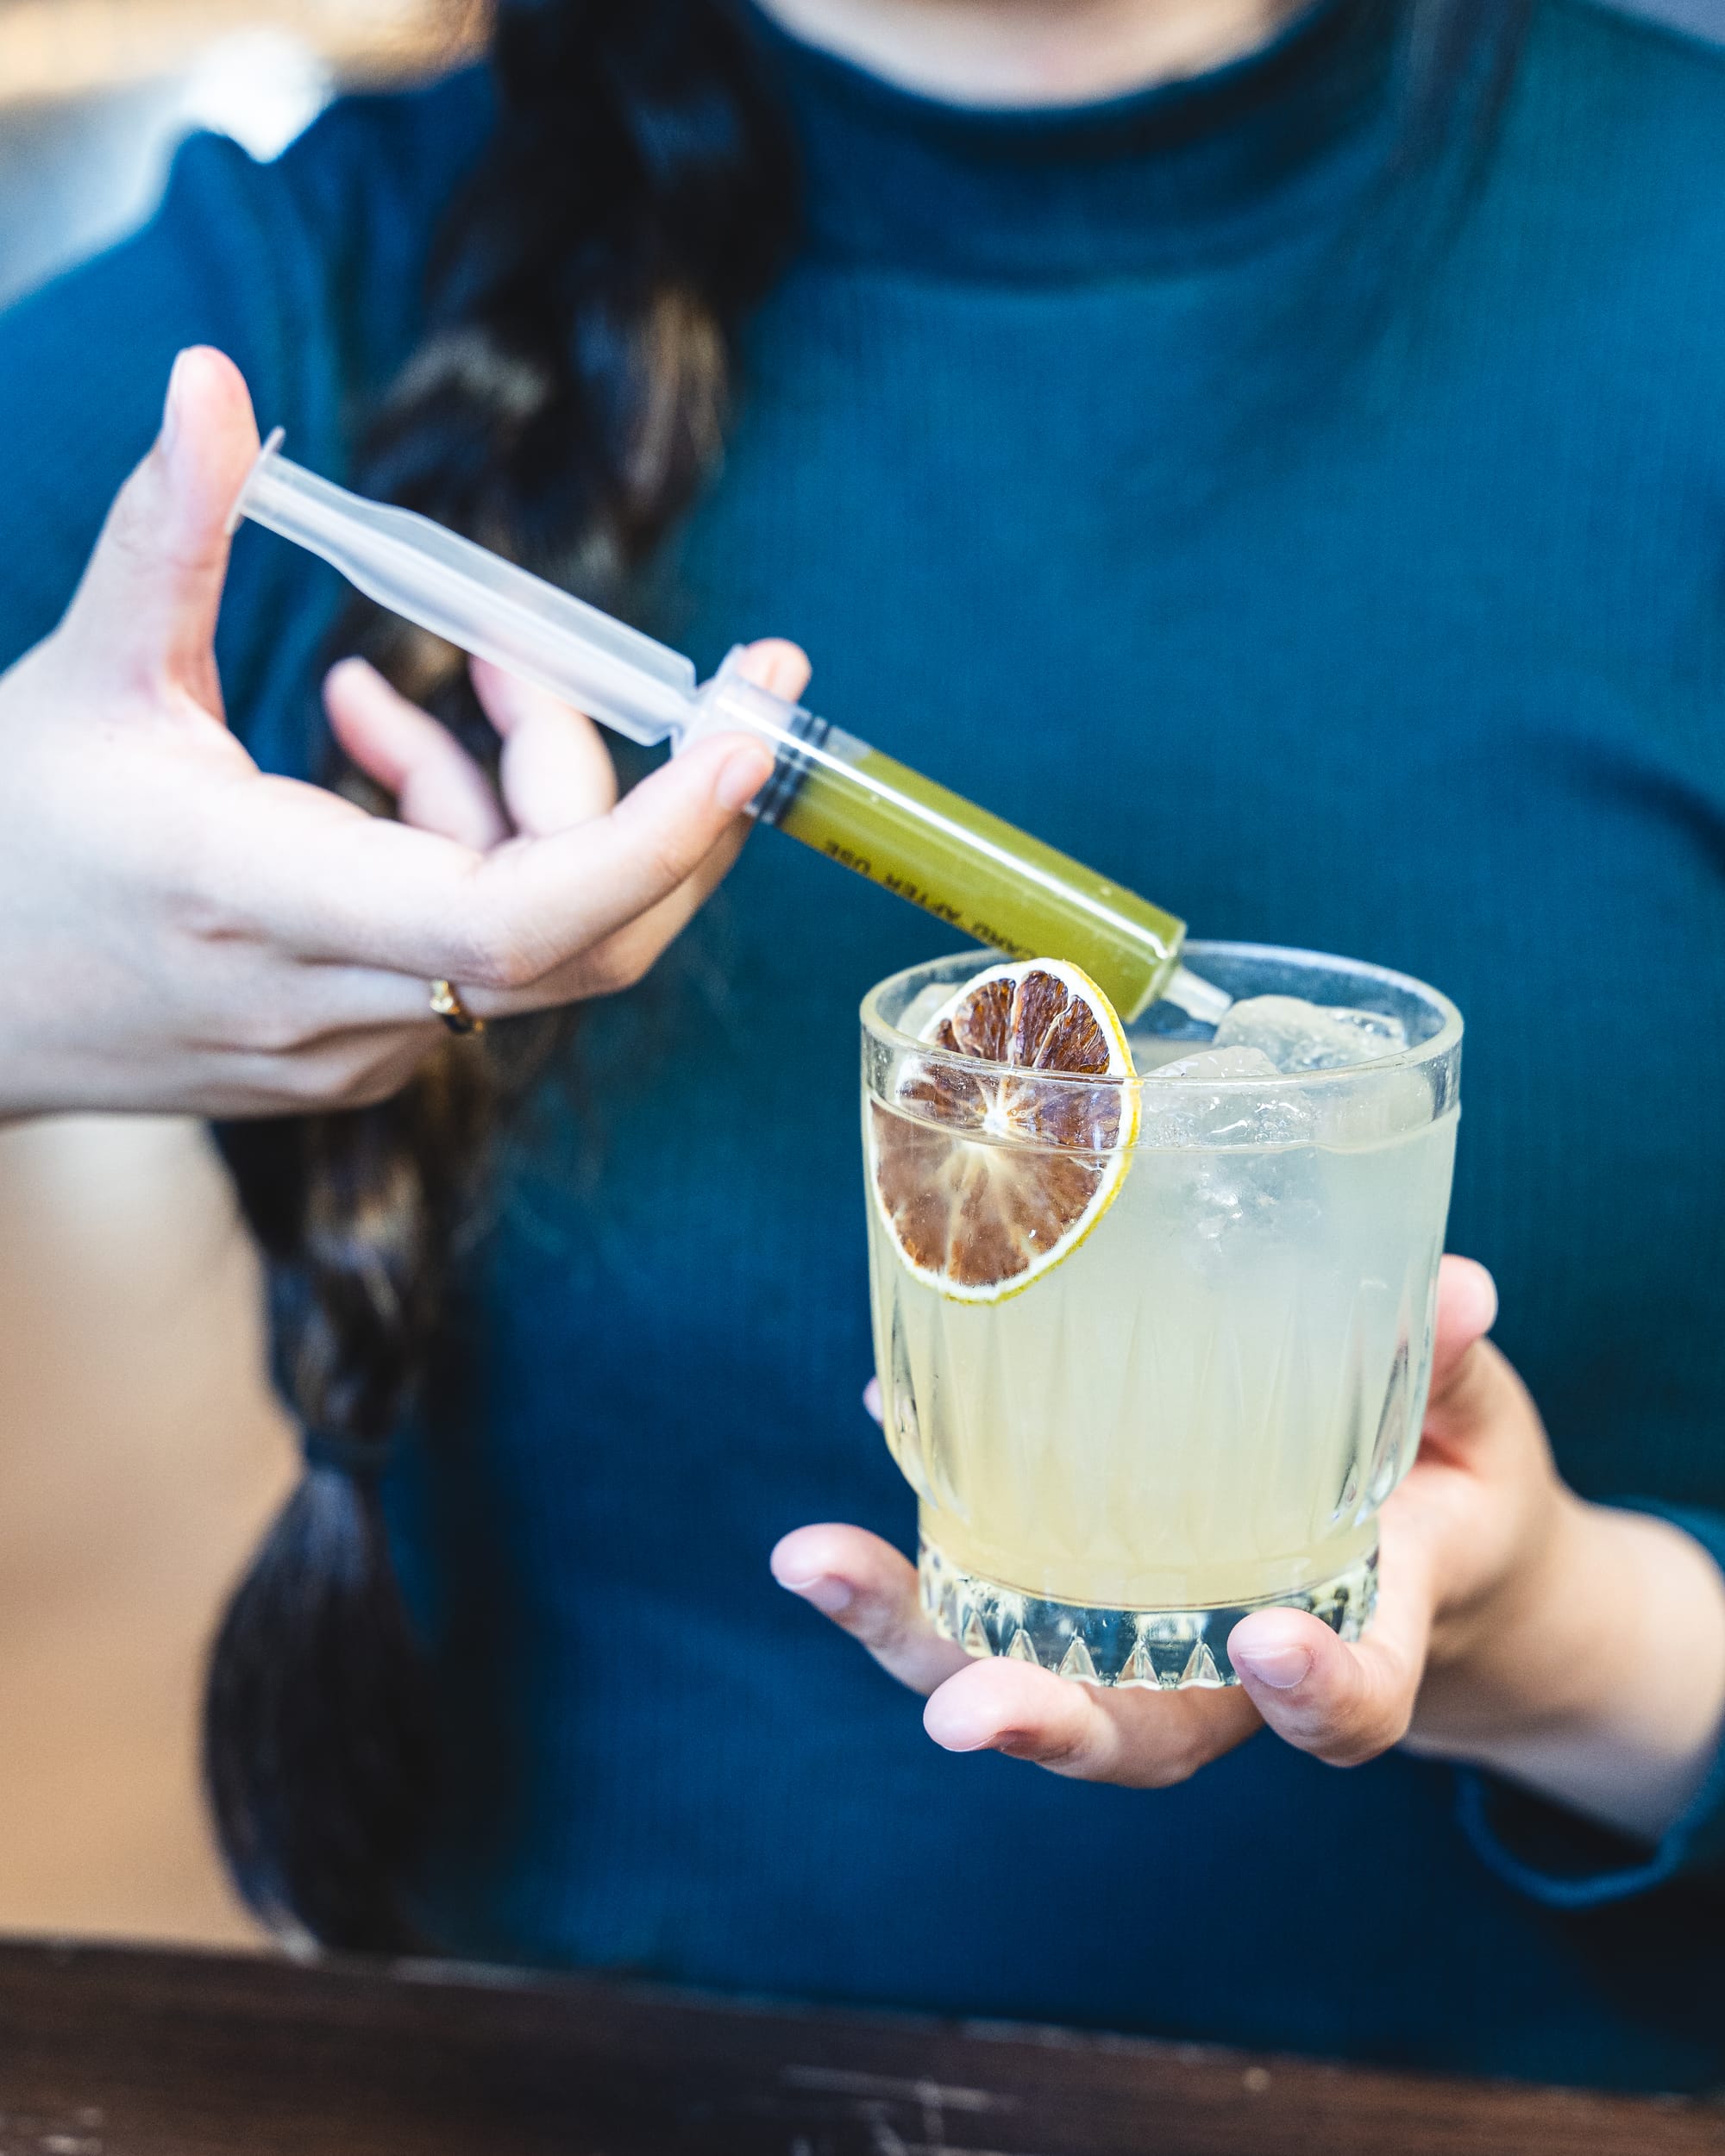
[771,1525,972,1695]
[216,724,767,987]
[206,630,800,1000]
[472,658,618,837]
[454,726,775,984]
[472,636,807,847]
[477,639,808,999]
[1421,1254,1535,1465]
[469,636,802,968]
[737,637,812,704]
[922,1658,1262,1787]
[1427,1255,1498,1394]
[492,813,750,1008]
[62,348,260,705]
[198,1013,440,1118]
[325,659,509,849]
[925,1659,1129,1772]
[801,1277,1484,1790]
[772,1520,1263,1789]
[1230,1564,1433,1768]
[316,648,788,985]
[1203,1257,1517,1770]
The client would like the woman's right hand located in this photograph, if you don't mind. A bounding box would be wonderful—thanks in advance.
[0,348,794,1121]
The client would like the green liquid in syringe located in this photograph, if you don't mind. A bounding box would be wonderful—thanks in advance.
[228,444,1189,1012]
[754,722,1184,1021]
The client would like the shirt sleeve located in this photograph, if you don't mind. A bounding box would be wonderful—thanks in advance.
[1457,1501,1725,1907]
[0,128,325,696]
[0,72,491,769]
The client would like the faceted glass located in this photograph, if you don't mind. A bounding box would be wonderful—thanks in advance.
[861,943,1462,1687]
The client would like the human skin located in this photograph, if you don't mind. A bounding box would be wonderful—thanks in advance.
[0,347,796,1121]
[776,1261,1725,1846]
[765,0,1725,1849]
[755,0,1299,103]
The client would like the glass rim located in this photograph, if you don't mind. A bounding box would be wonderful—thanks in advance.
[859,940,1465,1094]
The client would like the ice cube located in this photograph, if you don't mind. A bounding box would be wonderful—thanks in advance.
[1212,995,1408,1074]
[1149,1046,1279,1081]
[1126,1029,1214,1070]
[1317,1069,1435,1150]
[1139,1043,1314,1149]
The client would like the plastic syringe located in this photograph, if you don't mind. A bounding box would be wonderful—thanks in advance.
[233,436,1227,1024]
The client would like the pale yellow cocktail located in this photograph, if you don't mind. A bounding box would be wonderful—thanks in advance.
[862,944,1462,1688]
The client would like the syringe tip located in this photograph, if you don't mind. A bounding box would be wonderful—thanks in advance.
[225,425,286,539]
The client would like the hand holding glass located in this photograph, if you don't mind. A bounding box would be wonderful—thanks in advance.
[862,944,1461,1687]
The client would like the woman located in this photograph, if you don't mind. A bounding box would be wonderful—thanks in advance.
[2,0,1722,2091]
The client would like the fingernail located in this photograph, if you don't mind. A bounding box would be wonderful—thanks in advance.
[780,1573,853,1617]
[1232,1642,1313,1691]
[923,1701,1006,1755]
[715,743,770,812]
[161,349,193,461]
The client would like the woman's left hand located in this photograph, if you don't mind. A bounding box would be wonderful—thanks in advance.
[774,1257,1725,1843]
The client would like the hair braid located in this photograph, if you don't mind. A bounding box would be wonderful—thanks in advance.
[204,0,797,1950]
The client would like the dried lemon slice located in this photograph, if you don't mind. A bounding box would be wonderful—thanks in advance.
[870,959,1138,1303]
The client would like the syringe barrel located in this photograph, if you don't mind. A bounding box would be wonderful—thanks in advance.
[696,655,1185,1021]
[236,446,697,744]
[233,444,1190,1015]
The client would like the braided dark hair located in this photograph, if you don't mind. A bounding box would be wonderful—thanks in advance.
[204,0,797,1949]
[201,0,1531,1952]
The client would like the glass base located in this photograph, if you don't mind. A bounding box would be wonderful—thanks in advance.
[919,1538,1377,1689]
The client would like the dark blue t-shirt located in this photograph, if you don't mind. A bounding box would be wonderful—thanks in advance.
[3,0,1724,2093]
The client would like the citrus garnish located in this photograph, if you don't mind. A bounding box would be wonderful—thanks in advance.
[870,959,1138,1303]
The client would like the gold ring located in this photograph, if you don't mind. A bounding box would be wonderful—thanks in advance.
[430,980,485,1037]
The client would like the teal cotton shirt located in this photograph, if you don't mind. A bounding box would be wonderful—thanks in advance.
[3,0,1724,2092]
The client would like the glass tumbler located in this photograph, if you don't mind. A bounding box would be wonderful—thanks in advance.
[861,943,1462,1687]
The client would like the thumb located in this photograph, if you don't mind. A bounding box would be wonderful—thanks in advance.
[61,347,260,706]
[1426,1254,1498,1396]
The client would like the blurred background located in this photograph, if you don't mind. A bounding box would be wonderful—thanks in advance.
[0,0,1721,1952]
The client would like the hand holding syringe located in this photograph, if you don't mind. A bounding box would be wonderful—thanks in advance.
[0,349,800,1120]
[235,436,1227,1025]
